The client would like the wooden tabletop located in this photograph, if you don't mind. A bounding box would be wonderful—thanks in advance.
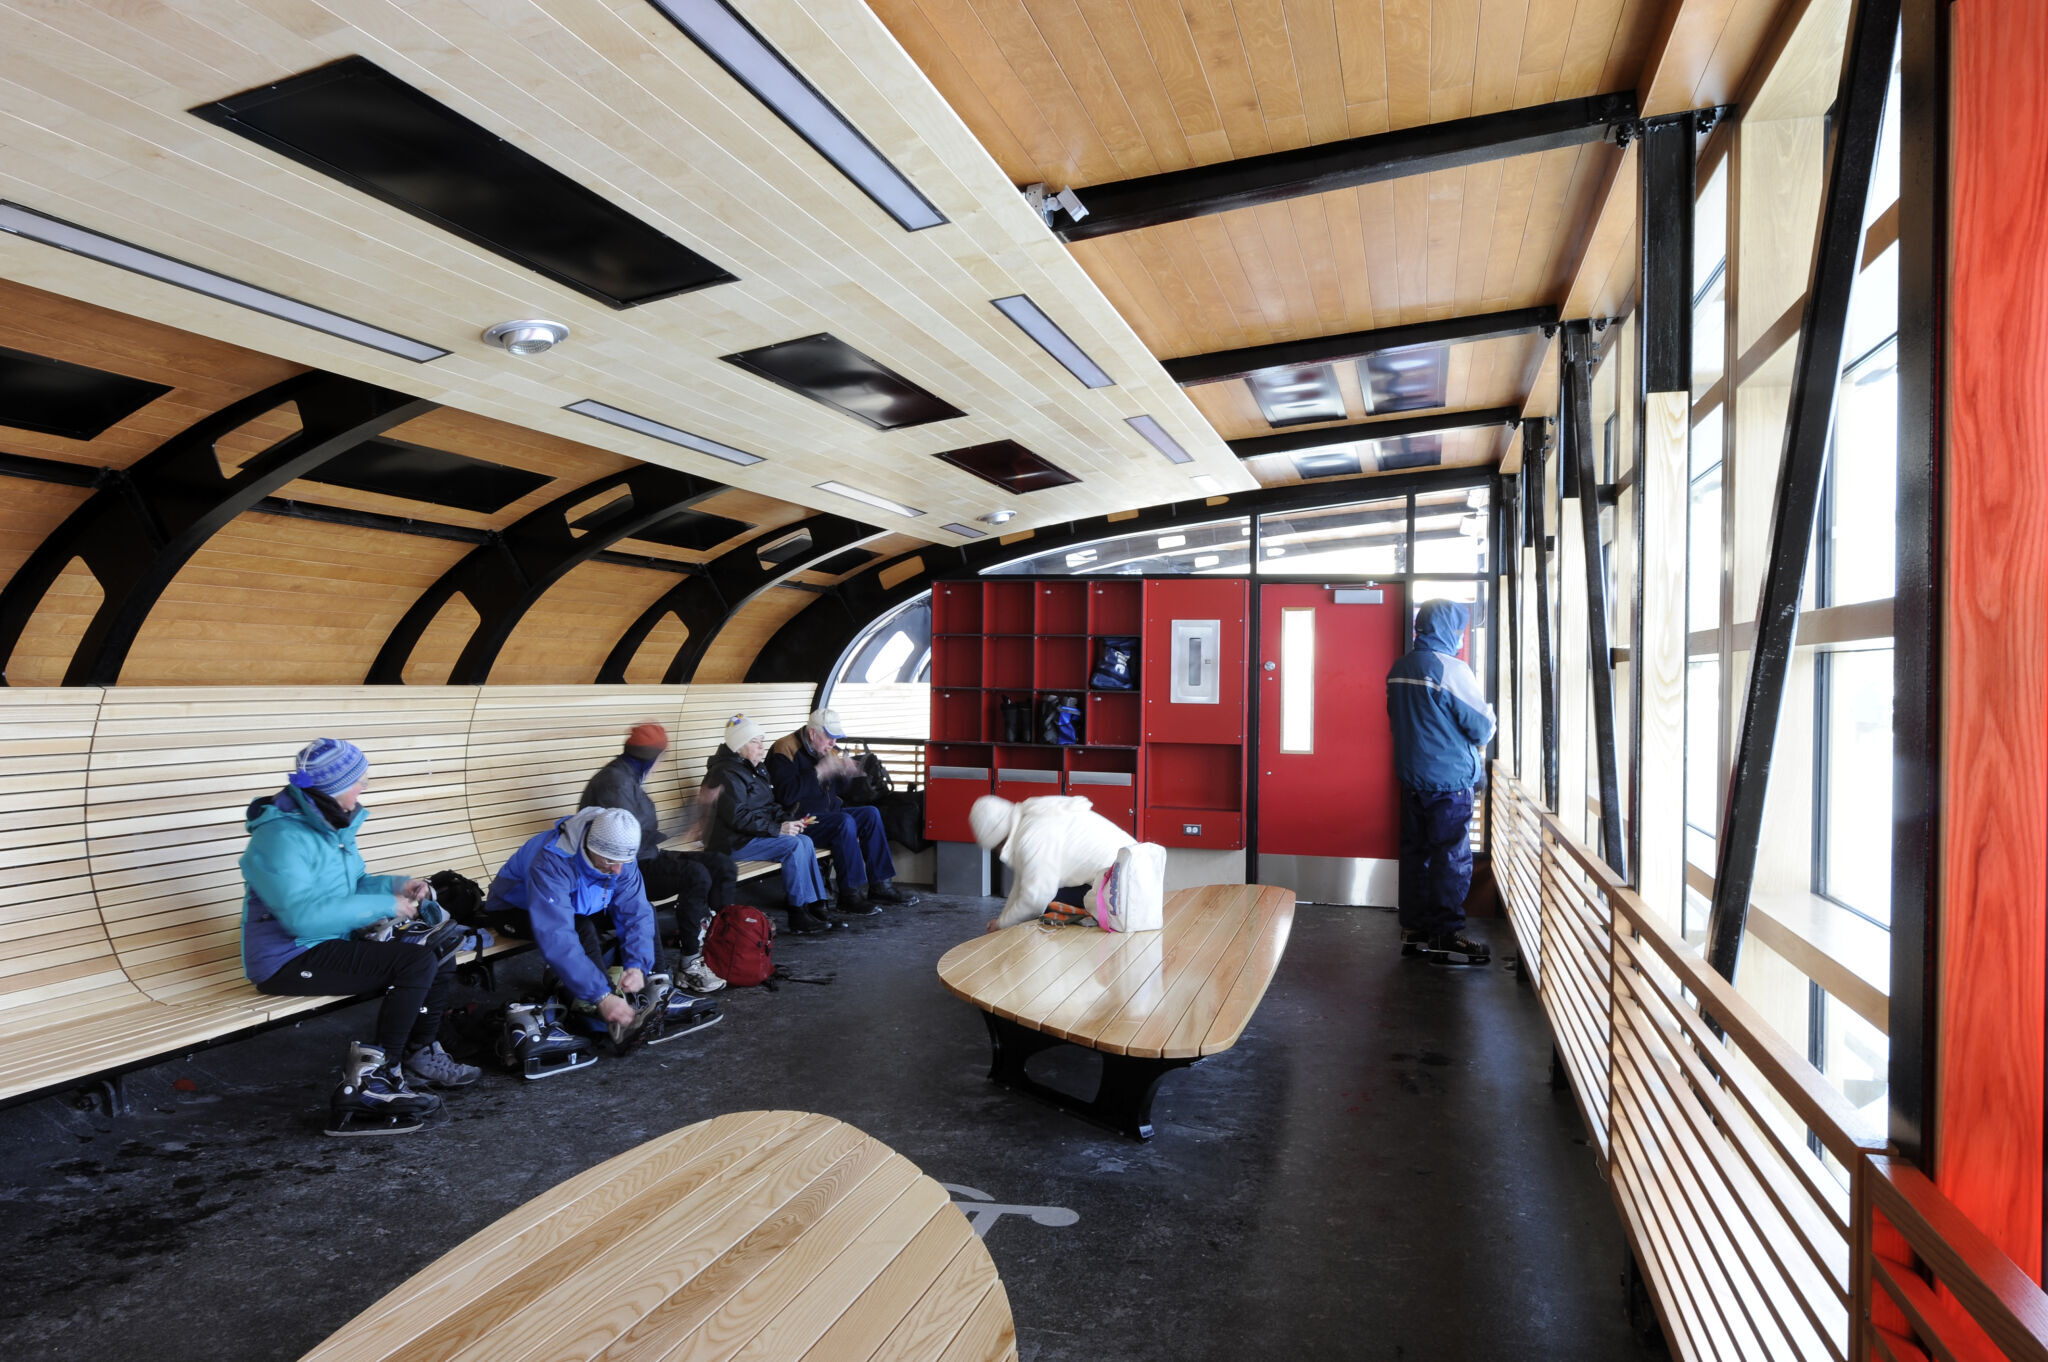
[936,884,1296,1061]
[301,1111,1016,1362]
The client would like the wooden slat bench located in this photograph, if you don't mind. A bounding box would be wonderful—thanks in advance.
[0,682,818,1109]
[935,884,1297,1139]
[300,1110,1017,1362]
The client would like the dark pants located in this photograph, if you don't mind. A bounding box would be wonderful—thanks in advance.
[639,848,734,954]
[811,806,895,893]
[261,938,457,1058]
[1398,786,1476,939]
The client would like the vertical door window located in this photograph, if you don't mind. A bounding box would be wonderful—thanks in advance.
[1279,607,1316,753]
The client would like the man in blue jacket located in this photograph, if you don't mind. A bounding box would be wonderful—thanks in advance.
[1386,600,1497,965]
[766,708,918,916]
[485,807,661,1039]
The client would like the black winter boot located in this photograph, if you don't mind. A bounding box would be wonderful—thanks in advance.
[868,880,919,906]
[835,884,881,917]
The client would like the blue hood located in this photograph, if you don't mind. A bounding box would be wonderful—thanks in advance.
[1414,600,1469,655]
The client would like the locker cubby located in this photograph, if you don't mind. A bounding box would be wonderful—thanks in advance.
[985,581,1034,633]
[985,636,1033,689]
[994,745,1062,800]
[925,743,992,842]
[1035,581,1088,634]
[985,691,1033,743]
[931,581,983,635]
[932,689,983,743]
[1085,691,1140,746]
[1088,579,1142,634]
[1035,636,1090,690]
[1066,747,1136,779]
[1145,743,1242,811]
[930,636,981,688]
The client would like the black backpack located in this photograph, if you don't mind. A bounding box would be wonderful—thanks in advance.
[838,750,894,806]
[431,868,529,939]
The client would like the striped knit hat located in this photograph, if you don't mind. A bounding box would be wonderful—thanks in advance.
[289,738,368,796]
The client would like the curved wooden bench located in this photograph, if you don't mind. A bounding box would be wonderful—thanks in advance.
[301,1110,1017,1362]
[936,883,1296,1139]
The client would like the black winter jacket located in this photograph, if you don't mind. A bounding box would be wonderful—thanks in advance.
[578,755,662,860]
[702,749,796,853]
[766,730,843,818]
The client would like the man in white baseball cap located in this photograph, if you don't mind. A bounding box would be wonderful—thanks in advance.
[767,707,917,916]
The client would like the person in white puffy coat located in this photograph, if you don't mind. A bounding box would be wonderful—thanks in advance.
[972,794,1138,932]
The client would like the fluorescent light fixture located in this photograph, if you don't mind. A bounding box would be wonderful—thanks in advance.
[0,201,447,363]
[1266,546,1287,558]
[1156,534,1186,550]
[991,295,1113,389]
[648,0,946,232]
[816,480,924,517]
[1192,554,1221,569]
[1065,549,1097,567]
[1190,474,1223,495]
[1126,414,1193,464]
[567,399,764,465]
[941,521,986,538]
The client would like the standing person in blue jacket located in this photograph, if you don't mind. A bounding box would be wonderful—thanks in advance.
[242,738,478,1138]
[1386,600,1498,965]
[484,807,660,1037]
[767,707,918,917]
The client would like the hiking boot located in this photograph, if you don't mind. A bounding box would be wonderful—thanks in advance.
[834,885,882,917]
[679,954,727,994]
[1426,931,1492,966]
[403,1040,481,1088]
[868,880,919,907]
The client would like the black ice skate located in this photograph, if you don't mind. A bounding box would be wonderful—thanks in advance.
[325,1041,443,1136]
[1399,928,1431,957]
[605,985,667,1056]
[646,973,723,1045]
[497,1001,598,1080]
[1425,931,1492,966]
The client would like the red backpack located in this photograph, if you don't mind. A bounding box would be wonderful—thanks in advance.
[702,905,775,987]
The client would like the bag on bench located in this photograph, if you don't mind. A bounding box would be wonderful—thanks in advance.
[703,905,775,987]
[433,867,531,940]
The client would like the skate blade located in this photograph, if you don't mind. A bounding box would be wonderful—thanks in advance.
[647,1011,723,1045]
[1426,950,1491,967]
[521,1051,599,1080]
[324,1114,428,1136]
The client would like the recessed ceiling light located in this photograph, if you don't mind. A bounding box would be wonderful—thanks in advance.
[483,320,568,355]
[1190,474,1223,495]
[1126,414,1193,464]
[979,509,1018,525]
[1191,554,1221,569]
[648,0,946,232]
[991,295,1114,389]
[816,480,924,517]
[941,522,986,538]
[1066,549,1098,567]
[0,200,447,363]
[1156,534,1186,549]
[566,399,764,465]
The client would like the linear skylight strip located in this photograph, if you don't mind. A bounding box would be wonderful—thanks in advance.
[0,201,448,363]
[567,399,764,466]
[1125,414,1193,464]
[816,480,924,517]
[991,295,1114,388]
[940,521,986,538]
[647,0,946,232]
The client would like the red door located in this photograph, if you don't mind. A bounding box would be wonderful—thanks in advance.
[1256,582,1407,858]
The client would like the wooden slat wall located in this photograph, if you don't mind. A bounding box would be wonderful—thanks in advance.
[489,561,686,687]
[695,585,823,683]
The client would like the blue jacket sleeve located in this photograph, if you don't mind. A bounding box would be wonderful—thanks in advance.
[242,822,397,944]
[611,862,658,977]
[524,852,612,1004]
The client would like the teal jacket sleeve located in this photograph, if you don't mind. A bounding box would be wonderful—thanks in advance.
[241,822,398,944]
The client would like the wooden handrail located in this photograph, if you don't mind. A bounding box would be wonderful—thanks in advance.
[1864,1157,2048,1362]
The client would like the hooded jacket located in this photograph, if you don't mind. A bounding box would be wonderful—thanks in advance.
[701,748,797,853]
[579,753,663,860]
[484,808,657,1003]
[766,729,844,819]
[240,786,408,984]
[972,794,1137,929]
[1385,600,1497,792]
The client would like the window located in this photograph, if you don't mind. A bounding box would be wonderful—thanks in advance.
[984,517,1249,575]
[1260,498,1406,575]
[1278,609,1316,752]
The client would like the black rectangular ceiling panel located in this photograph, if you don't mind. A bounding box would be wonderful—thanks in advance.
[1245,364,1347,427]
[813,546,879,576]
[194,57,736,308]
[300,437,551,513]
[720,334,964,430]
[1291,449,1362,480]
[1373,434,1444,471]
[632,507,752,552]
[0,345,170,441]
[1360,347,1449,414]
[934,439,1079,494]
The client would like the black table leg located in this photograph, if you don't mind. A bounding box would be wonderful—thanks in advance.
[980,1011,1201,1140]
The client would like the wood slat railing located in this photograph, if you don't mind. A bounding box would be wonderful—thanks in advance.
[1489,764,2048,1362]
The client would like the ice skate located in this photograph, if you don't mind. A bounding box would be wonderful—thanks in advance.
[605,984,667,1055]
[1399,928,1431,957]
[646,972,723,1045]
[497,1002,598,1080]
[325,1042,443,1136]
[1425,931,1492,966]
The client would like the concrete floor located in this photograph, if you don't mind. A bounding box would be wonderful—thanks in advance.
[0,894,1667,1362]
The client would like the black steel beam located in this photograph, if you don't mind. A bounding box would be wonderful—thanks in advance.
[747,465,1493,684]
[1526,418,1559,810]
[1504,469,1523,774]
[1053,93,1636,242]
[596,513,873,685]
[1564,322,1627,875]
[1230,406,1520,461]
[1165,307,1560,387]
[254,497,492,545]
[1639,114,1699,392]
[1705,0,1901,983]
[0,450,98,487]
[368,465,726,685]
[0,373,434,687]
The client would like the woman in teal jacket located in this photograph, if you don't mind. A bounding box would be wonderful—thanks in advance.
[241,738,475,1135]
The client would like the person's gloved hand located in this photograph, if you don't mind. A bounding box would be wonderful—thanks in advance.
[597,995,634,1026]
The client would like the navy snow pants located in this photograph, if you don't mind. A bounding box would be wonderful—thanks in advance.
[1397,785,1476,939]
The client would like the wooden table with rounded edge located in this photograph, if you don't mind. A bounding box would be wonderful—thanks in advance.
[936,884,1297,1140]
[299,1111,1017,1362]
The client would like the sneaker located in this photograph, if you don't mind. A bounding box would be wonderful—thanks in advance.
[868,880,920,907]
[1426,931,1492,966]
[679,954,727,994]
[403,1041,482,1088]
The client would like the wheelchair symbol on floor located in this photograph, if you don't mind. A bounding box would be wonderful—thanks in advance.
[942,1183,1080,1239]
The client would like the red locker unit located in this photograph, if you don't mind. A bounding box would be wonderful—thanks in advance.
[1140,578,1248,849]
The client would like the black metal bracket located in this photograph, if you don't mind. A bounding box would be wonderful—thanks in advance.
[979,1011,1200,1141]
[0,372,435,687]
[1563,322,1628,877]
[1229,406,1522,462]
[597,513,874,684]
[1525,418,1560,811]
[367,464,729,684]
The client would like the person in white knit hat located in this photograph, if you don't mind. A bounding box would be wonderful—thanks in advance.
[700,714,835,933]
